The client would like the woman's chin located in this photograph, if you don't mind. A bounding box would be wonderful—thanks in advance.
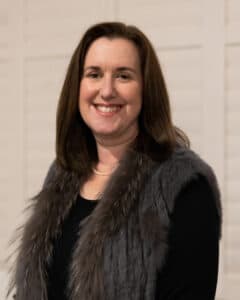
[92,128,120,139]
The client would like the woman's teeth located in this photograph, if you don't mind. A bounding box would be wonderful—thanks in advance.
[95,105,121,113]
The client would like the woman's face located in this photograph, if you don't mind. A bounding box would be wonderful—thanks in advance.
[79,37,142,144]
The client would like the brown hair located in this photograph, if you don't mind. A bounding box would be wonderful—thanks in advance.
[56,22,189,174]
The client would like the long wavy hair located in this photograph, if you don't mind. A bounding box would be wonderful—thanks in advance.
[55,22,189,175]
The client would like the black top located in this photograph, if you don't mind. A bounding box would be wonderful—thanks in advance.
[47,175,219,299]
[47,196,98,300]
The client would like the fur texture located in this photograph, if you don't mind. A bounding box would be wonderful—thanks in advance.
[8,146,222,300]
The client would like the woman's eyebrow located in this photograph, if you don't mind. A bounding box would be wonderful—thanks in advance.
[84,66,137,73]
[84,66,100,72]
[116,67,137,73]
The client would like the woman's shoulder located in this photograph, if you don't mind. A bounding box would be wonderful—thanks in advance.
[159,146,217,180]
[150,147,222,233]
[41,159,79,192]
[156,147,220,200]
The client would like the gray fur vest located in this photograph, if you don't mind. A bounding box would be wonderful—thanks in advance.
[9,146,222,300]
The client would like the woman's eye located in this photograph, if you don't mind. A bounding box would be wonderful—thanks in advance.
[86,73,100,78]
[117,73,131,80]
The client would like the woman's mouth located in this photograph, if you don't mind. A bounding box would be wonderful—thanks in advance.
[93,104,122,115]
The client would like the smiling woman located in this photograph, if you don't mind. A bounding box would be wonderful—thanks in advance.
[8,22,222,300]
[79,37,142,145]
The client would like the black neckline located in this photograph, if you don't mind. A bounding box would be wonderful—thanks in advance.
[77,193,99,203]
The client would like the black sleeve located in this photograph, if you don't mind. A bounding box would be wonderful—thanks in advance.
[155,175,220,300]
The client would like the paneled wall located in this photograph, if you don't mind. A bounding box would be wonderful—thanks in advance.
[0,0,239,299]
[225,0,240,298]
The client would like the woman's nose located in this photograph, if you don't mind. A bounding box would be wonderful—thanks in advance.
[100,76,116,100]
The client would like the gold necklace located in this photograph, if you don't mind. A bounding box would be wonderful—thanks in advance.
[92,168,113,176]
[92,163,119,176]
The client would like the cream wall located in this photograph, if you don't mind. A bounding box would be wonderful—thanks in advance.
[0,0,239,299]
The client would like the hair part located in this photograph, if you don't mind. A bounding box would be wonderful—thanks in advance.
[55,22,190,175]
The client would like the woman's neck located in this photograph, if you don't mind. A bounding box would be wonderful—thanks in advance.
[94,130,138,170]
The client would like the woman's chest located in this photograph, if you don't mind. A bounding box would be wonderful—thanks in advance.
[80,174,110,200]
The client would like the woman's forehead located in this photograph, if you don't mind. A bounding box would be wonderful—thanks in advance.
[84,37,141,69]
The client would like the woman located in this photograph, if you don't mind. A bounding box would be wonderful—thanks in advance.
[9,22,222,300]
